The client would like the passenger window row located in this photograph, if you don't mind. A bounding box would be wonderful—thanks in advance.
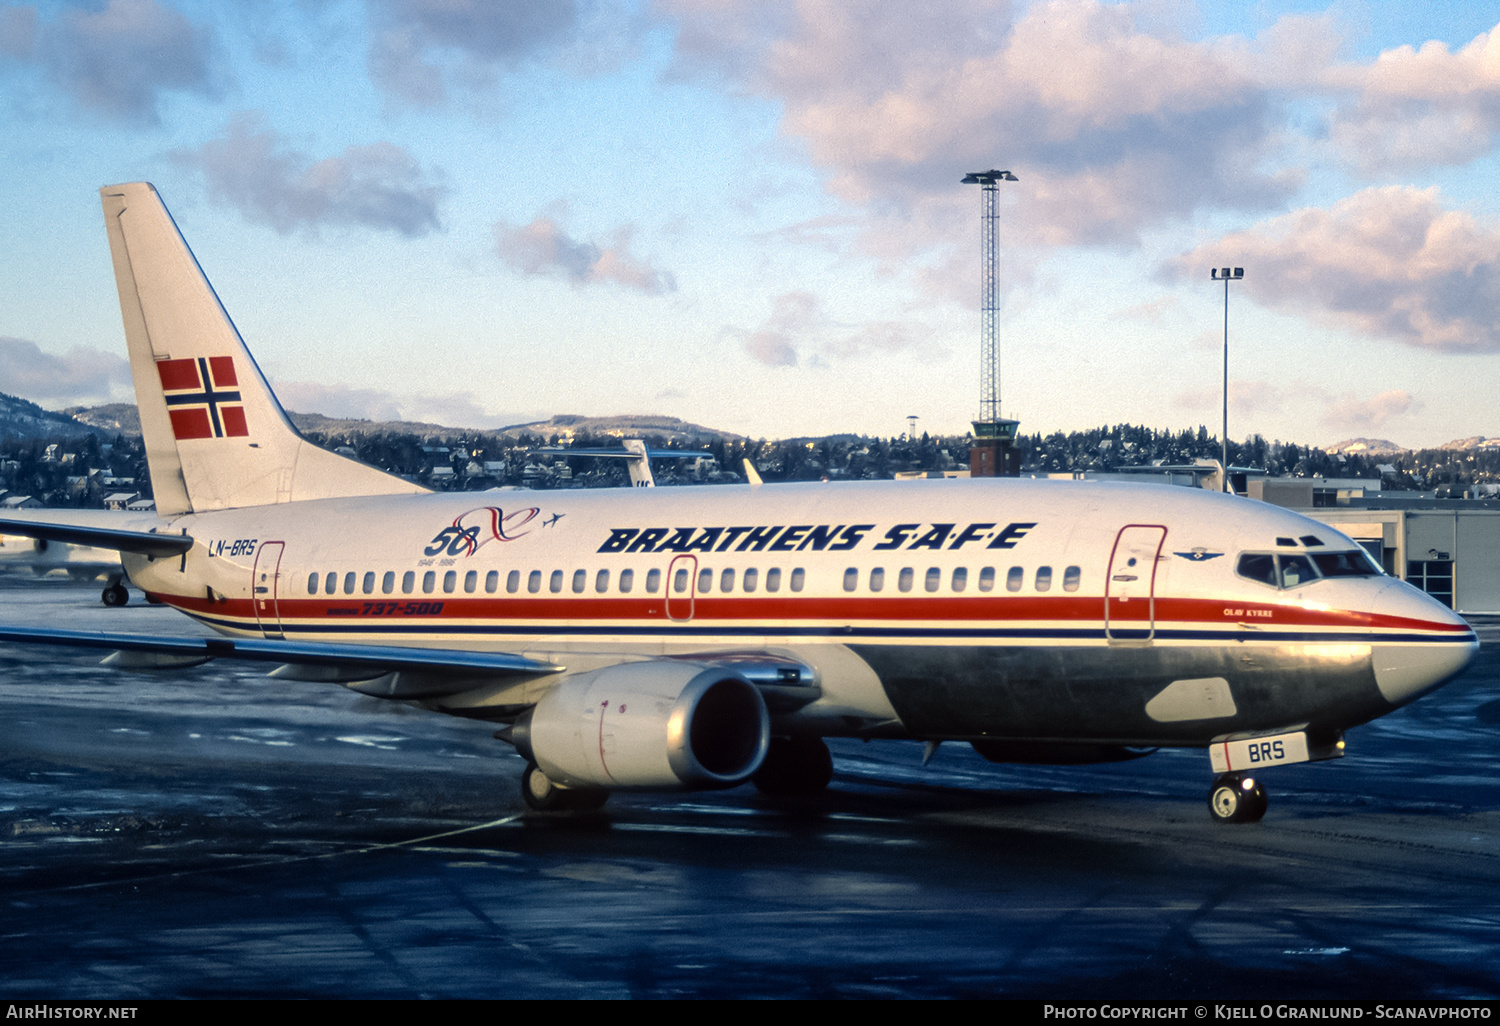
[303,566,810,596]
[841,565,1082,593]
[304,563,1084,598]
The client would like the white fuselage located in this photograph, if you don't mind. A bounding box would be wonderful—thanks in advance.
[121,477,1476,746]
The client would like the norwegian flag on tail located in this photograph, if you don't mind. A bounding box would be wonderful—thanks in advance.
[157,356,249,440]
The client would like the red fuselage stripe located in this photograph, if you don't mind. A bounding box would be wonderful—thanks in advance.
[165,591,1469,634]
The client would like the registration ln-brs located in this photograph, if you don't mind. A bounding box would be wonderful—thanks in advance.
[0,183,1478,824]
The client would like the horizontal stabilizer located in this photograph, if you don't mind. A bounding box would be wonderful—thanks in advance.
[0,516,192,557]
[0,626,563,680]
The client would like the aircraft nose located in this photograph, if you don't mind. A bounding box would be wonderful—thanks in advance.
[1369,581,1479,706]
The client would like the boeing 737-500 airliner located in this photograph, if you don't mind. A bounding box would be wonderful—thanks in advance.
[0,184,1478,823]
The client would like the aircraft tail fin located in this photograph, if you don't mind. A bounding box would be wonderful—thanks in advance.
[100,183,427,513]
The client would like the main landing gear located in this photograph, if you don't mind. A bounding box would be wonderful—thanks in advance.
[521,762,608,812]
[101,575,129,607]
[752,736,834,796]
[1208,773,1267,824]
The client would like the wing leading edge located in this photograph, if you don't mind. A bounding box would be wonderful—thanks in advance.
[0,515,193,557]
[0,624,562,682]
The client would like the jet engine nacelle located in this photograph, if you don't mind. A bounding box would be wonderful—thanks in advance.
[514,661,771,790]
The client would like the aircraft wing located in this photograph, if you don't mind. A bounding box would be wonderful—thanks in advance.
[0,625,562,691]
[0,513,192,557]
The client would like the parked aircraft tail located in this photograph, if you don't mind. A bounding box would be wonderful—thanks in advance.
[100,182,426,514]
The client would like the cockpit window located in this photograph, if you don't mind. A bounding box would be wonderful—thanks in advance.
[1237,548,1384,590]
[1312,550,1382,578]
[1278,554,1317,588]
[1236,553,1278,587]
[1299,534,1324,547]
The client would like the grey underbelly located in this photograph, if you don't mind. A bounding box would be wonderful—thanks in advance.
[851,642,1388,745]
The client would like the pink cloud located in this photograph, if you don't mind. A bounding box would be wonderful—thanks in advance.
[178,115,445,237]
[731,290,932,367]
[494,216,676,294]
[0,337,132,406]
[1320,389,1421,432]
[1169,186,1500,352]
[663,0,1300,257]
[1328,24,1500,172]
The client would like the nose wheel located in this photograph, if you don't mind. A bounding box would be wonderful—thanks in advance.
[1208,773,1267,824]
[101,576,129,606]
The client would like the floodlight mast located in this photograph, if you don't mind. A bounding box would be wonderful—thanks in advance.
[962,169,1019,476]
[1210,266,1244,493]
[962,170,1017,423]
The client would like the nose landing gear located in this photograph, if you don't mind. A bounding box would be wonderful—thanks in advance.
[101,574,129,606]
[1208,773,1267,824]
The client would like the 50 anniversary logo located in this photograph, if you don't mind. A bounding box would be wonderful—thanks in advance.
[424,507,541,557]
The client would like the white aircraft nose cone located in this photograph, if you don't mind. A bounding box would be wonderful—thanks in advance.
[1369,581,1478,706]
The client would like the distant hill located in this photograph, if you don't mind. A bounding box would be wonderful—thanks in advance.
[1436,436,1500,451]
[282,410,463,438]
[2,392,108,440]
[52,399,741,445]
[492,414,743,443]
[62,403,140,435]
[1324,438,1409,456]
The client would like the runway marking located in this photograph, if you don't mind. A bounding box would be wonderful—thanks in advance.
[11,813,528,895]
[613,823,764,837]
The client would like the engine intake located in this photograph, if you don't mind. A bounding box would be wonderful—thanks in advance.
[512,661,770,790]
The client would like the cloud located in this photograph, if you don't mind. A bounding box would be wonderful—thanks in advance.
[273,380,543,430]
[1320,389,1421,432]
[3,0,219,123]
[0,337,132,406]
[1174,379,1298,417]
[494,216,676,293]
[0,6,36,59]
[1168,186,1500,352]
[366,0,640,105]
[731,290,932,367]
[273,381,406,423]
[1114,296,1179,324]
[177,116,445,237]
[662,0,1301,259]
[1173,379,1421,434]
[1327,24,1500,172]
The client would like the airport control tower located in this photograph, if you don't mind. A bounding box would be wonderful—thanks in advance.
[963,170,1021,477]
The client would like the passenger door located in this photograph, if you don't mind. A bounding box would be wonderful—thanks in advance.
[1105,525,1166,642]
[252,541,285,639]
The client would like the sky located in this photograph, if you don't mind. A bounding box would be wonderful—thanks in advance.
[3,1,1500,450]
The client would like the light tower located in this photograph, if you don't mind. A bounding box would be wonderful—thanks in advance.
[1211,266,1244,493]
[962,169,1020,477]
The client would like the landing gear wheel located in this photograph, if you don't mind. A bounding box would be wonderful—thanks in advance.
[1208,773,1267,824]
[753,736,834,796]
[521,763,608,812]
[101,582,129,607]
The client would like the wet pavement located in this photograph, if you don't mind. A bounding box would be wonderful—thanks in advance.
[1,574,1498,998]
